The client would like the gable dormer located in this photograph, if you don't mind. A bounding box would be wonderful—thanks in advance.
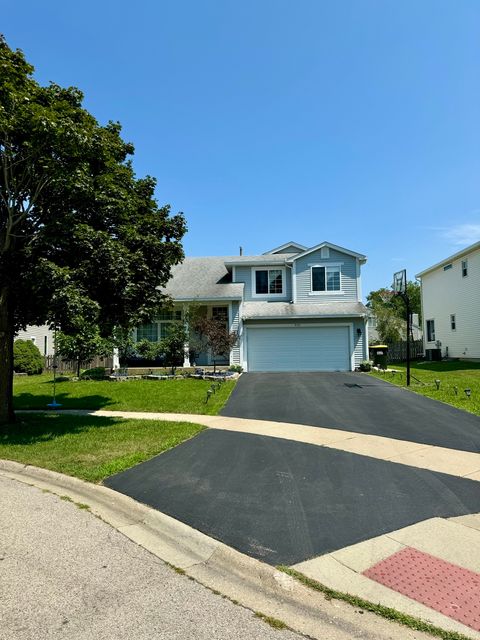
[291,242,366,303]
[263,241,307,256]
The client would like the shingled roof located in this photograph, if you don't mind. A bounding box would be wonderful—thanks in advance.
[162,257,244,301]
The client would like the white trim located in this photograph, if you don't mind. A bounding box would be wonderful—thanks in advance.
[356,258,362,302]
[262,241,307,255]
[307,261,344,267]
[292,260,297,303]
[251,266,286,298]
[245,322,353,328]
[349,324,355,371]
[290,242,367,263]
[363,317,369,360]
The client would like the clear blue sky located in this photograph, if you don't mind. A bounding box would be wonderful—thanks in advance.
[4,1,480,298]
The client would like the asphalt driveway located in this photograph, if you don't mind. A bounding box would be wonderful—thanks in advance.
[220,372,480,453]
[104,429,480,566]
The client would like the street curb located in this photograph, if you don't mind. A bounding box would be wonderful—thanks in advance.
[0,459,475,640]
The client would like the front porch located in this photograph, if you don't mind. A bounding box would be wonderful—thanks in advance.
[130,301,239,368]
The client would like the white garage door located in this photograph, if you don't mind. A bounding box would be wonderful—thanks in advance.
[247,326,351,372]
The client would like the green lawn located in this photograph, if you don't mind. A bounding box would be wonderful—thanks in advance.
[13,374,235,415]
[0,413,204,482]
[369,360,480,416]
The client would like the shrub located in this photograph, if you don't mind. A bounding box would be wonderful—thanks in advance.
[359,360,372,372]
[80,367,106,380]
[13,339,44,375]
[228,364,243,373]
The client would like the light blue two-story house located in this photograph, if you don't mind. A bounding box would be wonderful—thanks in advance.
[134,241,369,371]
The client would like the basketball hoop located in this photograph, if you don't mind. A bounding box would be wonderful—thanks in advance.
[393,269,406,295]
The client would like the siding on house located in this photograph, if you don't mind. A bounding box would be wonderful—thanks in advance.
[294,249,359,303]
[233,265,292,302]
[421,247,480,358]
[230,301,241,364]
[15,325,54,355]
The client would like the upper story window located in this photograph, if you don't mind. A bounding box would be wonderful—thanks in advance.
[311,265,342,293]
[426,319,435,342]
[254,268,284,295]
[450,314,456,331]
[443,263,452,271]
[462,260,468,277]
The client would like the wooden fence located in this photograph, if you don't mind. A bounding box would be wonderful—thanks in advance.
[44,355,114,373]
[378,339,424,362]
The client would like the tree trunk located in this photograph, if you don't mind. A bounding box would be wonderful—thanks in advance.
[0,287,15,424]
[77,358,81,378]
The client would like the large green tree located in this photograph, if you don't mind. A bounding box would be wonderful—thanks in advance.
[0,37,186,422]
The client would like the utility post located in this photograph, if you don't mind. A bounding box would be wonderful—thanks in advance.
[393,269,411,386]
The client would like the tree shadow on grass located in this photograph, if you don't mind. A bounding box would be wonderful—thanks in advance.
[13,392,114,411]
[0,413,125,445]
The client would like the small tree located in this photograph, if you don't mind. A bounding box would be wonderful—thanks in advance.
[193,316,238,373]
[135,339,163,362]
[160,322,187,375]
[13,339,44,374]
[56,323,112,377]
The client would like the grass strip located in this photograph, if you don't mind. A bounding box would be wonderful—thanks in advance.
[254,612,290,630]
[13,374,236,416]
[0,413,205,482]
[278,566,473,640]
[368,361,480,417]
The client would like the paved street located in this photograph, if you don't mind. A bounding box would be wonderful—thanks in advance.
[221,372,480,452]
[0,475,302,640]
[105,428,480,565]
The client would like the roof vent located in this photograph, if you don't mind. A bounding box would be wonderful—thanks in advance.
[239,246,243,256]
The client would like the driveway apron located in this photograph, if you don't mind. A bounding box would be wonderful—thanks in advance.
[220,372,480,453]
[104,429,480,566]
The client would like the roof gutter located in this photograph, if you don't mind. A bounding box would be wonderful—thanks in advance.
[242,313,367,321]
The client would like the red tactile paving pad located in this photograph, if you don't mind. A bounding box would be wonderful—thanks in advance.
[363,547,480,632]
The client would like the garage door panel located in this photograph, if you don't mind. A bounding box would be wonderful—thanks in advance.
[247,326,350,372]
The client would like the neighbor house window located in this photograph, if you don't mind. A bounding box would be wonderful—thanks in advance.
[426,319,435,342]
[450,314,456,331]
[254,269,283,295]
[462,260,468,277]
[311,265,341,292]
[136,323,158,342]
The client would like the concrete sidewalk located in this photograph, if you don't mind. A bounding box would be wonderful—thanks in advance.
[31,408,480,480]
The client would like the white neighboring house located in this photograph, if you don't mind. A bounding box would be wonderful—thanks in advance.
[416,241,480,359]
[15,324,54,356]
